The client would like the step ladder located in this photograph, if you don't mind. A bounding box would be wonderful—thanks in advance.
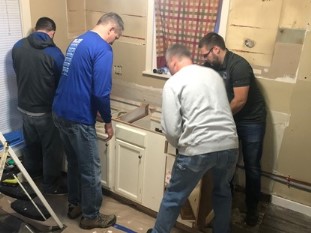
[0,132,64,232]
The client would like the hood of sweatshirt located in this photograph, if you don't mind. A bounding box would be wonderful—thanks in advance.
[27,31,55,49]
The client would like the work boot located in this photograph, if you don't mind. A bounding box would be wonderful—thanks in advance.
[79,213,116,229]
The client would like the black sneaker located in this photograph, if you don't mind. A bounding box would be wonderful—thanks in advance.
[147,228,153,233]
[79,213,116,229]
[67,204,82,219]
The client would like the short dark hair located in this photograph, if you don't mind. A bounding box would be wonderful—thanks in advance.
[165,44,192,62]
[97,12,124,32]
[35,17,56,31]
[199,32,226,50]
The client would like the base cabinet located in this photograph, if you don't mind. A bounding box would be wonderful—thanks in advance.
[112,122,167,212]
[114,139,145,203]
[95,99,214,232]
[98,136,109,188]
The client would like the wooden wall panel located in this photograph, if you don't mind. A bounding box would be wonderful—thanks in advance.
[277,81,311,191]
[67,11,86,35]
[112,41,146,81]
[226,26,277,54]
[86,11,146,43]
[234,52,272,68]
[297,31,311,82]
[279,0,311,29]
[118,15,146,41]
[85,11,103,29]
[66,0,86,39]
[111,79,163,108]
[29,0,71,53]
[229,0,282,28]
[226,0,283,67]
[225,26,275,67]
[86,0,147,16]
[67,0,85,11]
[257,79,294,114]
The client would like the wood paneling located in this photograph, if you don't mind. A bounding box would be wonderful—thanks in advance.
[67,11,86,35]
[279,0,311,29]
[226,0,283,67]
[226,26,276,67]
[229,0,282,28]
[86,12,147,42]
[85,11,103,29]
[28,0,71,52]
[67,0,85,11]
[112,41,146,82]
[297,31,311,82]
[85,0,147,16]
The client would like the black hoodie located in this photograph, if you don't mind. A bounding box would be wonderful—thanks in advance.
[12,32,64,113]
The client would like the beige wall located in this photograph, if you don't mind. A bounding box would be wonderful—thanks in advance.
[226,0,311,207]
[24,0,311,207]
[24,0,74,53]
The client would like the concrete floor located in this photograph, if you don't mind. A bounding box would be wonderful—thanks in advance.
[0,190,310,233]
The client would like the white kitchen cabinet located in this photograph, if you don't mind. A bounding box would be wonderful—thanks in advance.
[113,121,167,211]
[114,123,147,203]
[115,139,145,202]
[141,131,166,212]
[97,136,109,188]
[96,122,116,190]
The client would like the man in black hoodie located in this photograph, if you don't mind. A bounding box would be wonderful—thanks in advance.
[12,17,66,194]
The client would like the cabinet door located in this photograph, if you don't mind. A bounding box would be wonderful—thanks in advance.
[115,139,145,203]
[98,137,109,188]
[141,132,166,212]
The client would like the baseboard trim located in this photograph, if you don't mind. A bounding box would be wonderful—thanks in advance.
[271,195,311,217]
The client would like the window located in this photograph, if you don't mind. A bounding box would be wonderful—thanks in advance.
[144,0,230,78]
[0,0,23,133]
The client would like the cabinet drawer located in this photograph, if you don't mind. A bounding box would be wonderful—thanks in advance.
[116,124,146,148]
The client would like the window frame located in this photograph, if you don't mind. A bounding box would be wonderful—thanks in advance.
[143,0,231,79]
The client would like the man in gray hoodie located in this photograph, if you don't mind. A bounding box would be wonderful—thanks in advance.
[148,44,239,233]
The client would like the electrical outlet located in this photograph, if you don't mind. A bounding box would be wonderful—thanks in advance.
[113,65,122,76]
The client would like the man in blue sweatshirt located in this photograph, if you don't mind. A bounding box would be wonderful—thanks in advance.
[52,12,124,230]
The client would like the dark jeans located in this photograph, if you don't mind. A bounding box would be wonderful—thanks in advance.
[22,112,64,191]
[152,149,238,233]
[236,122,266,212]
[53,114,103,219]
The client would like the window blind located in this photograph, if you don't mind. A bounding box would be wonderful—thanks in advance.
[0,0,23,134]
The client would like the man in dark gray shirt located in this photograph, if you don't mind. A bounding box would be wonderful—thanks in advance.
[199,32,266,226]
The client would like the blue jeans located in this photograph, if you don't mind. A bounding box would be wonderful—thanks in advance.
[152,149,238,233]
[53,114,102,219]
[22,112,64,191]
[236,122,266,212]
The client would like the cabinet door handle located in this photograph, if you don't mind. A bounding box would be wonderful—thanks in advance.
[138,155,142,159]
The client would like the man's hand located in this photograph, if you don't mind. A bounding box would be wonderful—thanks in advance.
[104,122,114,142]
